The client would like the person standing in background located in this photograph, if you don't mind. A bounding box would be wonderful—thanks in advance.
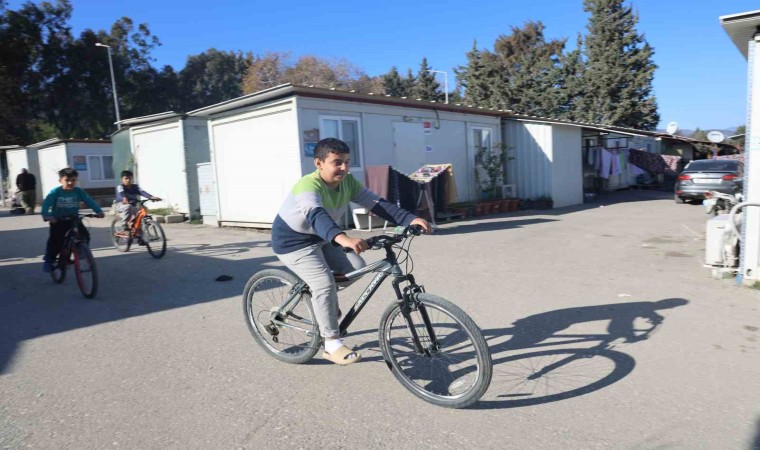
[16,168,36,214]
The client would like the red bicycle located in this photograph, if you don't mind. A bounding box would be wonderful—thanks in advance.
[50,214,99,299]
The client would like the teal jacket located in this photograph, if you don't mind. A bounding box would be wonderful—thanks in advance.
[41,186,103,219]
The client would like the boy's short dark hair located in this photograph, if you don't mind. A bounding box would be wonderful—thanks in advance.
[58,167,78,179]
[314,138,350,161]
[121,170,134,178]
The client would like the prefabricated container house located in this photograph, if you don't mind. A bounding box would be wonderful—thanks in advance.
[112,112,211,218]
[5,145,42,204]
[188,84,503,227]
[30,138,113,205]
[502,115,667,204]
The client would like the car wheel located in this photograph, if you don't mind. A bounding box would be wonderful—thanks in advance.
[675,195,685,204]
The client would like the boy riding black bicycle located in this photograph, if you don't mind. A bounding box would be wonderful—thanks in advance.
[271,138,431,365]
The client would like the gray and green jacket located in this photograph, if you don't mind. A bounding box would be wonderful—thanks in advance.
[272,170,416,254]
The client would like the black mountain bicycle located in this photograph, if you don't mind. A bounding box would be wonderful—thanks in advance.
[50,214,99,299]
[243,225,493,409]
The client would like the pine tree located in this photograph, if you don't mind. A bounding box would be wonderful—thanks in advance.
[382,66,405,97]
[557,34,585,121]
[490,21,566,116]
[456,41,492,107]
[411,57,443,102]
[402,68,416,98]
[456,22,566,115]
[577,0,659,129]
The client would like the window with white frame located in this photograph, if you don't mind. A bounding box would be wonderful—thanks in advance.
[88,155,114,181]
[319,116,362,168]
[472,127,493,164]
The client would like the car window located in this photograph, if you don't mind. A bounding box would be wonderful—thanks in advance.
[684,160,739,172]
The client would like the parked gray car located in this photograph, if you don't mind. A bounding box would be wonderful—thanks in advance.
[675,159,744,204]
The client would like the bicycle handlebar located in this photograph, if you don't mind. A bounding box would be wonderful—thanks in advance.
[45,213,100,222]
[340,225,425,253]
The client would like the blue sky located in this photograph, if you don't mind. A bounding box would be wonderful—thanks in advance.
[9,0,759,131]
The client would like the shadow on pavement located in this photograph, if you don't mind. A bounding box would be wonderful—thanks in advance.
[338,297,688,409]
[0,226,278,374]
[434,217,558,235]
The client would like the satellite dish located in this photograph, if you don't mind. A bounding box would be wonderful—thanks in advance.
[707,130,725,143]
[666,121,679,135]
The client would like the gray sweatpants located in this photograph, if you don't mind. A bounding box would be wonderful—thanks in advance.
[117,203,137,228]
[276,243,365,339]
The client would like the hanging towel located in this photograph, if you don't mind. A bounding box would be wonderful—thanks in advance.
[594,148,602,170]
[610,151,621,176]
[600,149,613,179]
[365,165,390,199]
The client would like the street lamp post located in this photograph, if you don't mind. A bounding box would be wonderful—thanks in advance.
[95,43,122,129]
[429,70,449,104]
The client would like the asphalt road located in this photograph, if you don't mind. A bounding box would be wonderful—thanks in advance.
[1,190,759,449]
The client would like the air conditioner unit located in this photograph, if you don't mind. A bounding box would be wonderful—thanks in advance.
[705,214,740,267]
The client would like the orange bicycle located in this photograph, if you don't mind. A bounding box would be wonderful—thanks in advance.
[110,199,167,258]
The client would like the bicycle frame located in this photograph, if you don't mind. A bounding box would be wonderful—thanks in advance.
[59,218,87,259]
[271,243,438,354]
[131,203,149,235]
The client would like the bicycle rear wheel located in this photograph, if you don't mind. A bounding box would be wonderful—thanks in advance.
[110,217,132,252]
[243,269,320,364]
[143,219,166,259]
[378,294,492,409]
[73,243,98,299]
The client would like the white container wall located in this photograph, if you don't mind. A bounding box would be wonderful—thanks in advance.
[126,117,210,217]
[35,141,113,202]
[503,120,584,208]
[296,97,501,203]
[550,125,583,208]
[209,99,301,226]
[132,122,188,214]
[504,121,554,201]
[66,142,114,191]
[38,144,69,195]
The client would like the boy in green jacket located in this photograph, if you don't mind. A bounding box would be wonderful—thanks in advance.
[41,167,105,272]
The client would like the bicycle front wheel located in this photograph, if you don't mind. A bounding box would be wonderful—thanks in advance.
[73,243,98,299]
[50,257,67,284]
[143,219,166,259]
[110,217,132,252]
[379,294,493,409]
[243,269,320,364]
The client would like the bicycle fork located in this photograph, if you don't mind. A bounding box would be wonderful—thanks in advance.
[394,277,441,357]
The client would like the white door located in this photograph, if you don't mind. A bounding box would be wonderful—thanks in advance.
[133,125,188,213]
[197,163,217,217]
[393,122,426,175]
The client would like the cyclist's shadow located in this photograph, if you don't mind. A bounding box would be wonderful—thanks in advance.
[475,297,689,409]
